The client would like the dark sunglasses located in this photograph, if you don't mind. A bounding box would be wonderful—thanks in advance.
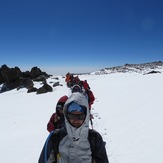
[72,86,81,93]
[67,113,86,120]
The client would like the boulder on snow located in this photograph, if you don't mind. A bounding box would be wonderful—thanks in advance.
[36,83,53,94]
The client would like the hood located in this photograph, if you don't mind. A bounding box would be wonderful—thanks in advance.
[63,92,90,141]
[56,95,68,115]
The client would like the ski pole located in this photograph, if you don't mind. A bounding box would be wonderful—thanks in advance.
[90,117,93,129]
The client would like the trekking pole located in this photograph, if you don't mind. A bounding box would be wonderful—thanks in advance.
[90,109,94,129]
[90,117,93,129]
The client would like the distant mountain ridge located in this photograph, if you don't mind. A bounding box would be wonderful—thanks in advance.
[92,61,163,75]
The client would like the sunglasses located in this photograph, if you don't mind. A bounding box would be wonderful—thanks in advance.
[72,86,81,93]
[67,113,86,120]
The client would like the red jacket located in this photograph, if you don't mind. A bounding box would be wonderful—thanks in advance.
[47,95,68,132]
[86,89,95,109]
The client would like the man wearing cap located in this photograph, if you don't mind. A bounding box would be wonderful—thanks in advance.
[39,92,109,163]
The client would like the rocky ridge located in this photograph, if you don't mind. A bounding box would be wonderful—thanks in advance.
[91,61,163,75]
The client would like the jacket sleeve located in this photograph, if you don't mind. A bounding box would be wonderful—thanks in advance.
[94,132,109,163]
[38,132,56,163]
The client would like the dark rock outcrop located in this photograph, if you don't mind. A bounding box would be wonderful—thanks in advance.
[0,64,51,93]
[17,78,34,90]
[143,70,161,75]
[36,83,53,94]
[0,64,22,84]
[27,86,38,93]
[53,81,60,87]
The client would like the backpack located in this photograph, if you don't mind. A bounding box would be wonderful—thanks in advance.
[80,80,90,90]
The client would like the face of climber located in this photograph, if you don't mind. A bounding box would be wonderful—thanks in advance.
[57,105,63,114]
[67,102,86,128]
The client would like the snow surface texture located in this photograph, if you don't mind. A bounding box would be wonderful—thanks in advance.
[0,71,163,163]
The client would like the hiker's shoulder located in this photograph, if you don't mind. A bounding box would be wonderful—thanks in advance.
[89,129,102,139]
[89,129,100,134]
[52,128,67,139]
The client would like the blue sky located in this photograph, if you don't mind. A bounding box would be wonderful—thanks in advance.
[0,0,163,75]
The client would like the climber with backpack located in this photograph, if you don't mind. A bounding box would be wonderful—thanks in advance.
[65,72,74,88]
[65,72,95,109]
[71,81,95,110]
[47,95,68,132]
[38,92,109,163]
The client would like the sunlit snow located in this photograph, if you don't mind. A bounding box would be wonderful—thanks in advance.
[1,71,163,163]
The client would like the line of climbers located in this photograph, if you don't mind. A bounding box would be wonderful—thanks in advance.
[65,72,95,109]
[47,73,95,132]
[38,73,109,163]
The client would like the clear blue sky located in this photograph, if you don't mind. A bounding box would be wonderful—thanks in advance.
[0,0,163,75]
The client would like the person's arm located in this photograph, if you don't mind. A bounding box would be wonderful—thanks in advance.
[94,132,109,163]
[47,113,58,132]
